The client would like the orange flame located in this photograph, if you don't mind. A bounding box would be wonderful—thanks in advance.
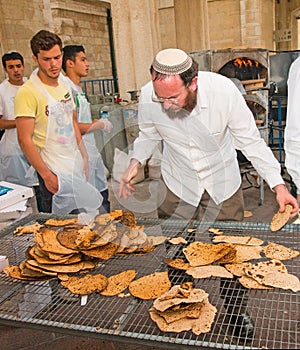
[233,57,259,68]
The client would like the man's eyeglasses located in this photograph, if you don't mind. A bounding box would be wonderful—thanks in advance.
[151,91,179,105]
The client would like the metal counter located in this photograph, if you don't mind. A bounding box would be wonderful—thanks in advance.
[0,213,299,349]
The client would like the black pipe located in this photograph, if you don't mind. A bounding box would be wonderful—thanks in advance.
[107,8,119,93]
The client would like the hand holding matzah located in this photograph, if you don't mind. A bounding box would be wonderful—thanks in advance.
[270,204,293,231]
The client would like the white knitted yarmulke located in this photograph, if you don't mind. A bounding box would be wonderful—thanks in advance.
[152,48,193,75]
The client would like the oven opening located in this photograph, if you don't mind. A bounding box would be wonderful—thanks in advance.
[218,57,267,84]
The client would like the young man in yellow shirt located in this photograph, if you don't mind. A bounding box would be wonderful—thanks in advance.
[15,30,102,214]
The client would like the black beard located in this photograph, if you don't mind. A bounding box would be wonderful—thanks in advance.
[163,89,197,120]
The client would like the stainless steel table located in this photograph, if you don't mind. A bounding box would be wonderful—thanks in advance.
[0,213,299,349]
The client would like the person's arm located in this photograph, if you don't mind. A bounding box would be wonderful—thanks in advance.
[0,94,16,129]
[227,81,298,216]
[0,117,16,129]
[72,110,89,180]
[273,183,299,216]
[78,119,113,135]
[16,116,58,194]
[285,59,300,208]
[119,158,141,198]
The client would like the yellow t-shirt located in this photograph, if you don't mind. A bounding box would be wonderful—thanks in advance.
[14,77,74,150]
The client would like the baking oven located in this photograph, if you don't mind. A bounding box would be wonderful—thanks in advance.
[190,48,269,143]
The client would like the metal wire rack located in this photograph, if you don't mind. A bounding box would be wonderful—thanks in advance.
[0,213,299,349]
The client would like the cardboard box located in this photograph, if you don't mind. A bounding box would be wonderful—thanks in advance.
[0,181,34,211]
[0,256,9,272]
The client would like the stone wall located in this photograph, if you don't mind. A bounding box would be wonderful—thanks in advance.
[0,0,113,82]
[206,0,274,50]
[275,0,300,50]
[51,0,112,80]
[1,0,300,95]
[208,0,241,49]
[0,0,50,79]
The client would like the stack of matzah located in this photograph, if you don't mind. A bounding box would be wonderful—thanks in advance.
[149,282,217,335]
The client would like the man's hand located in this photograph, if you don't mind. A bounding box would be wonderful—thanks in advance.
[83,155,89,181]
[297,194,300,209]
[119,158,141,199]
[43,171,59,194]
[101,119,113,133]
[273,183,299,217]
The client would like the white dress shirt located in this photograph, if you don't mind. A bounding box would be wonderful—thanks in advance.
[285,56,300,194]
[132,71,283,206]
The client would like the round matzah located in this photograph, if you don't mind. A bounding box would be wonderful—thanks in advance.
[37,228,77,255]
[56,229,80,250]
[81,242,119,260]
[3,265,52,281]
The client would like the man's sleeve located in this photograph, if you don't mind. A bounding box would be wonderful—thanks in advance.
[14,85,37,118]
[285,59,300,193]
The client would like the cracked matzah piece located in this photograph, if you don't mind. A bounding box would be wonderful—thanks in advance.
[149,298,217,335]
[129,271,171,300]
[35,228,77,255]
[233,244,263,262]
[238,275,273,290]
[263,241,300,261]
[164,258,191,270]
[153,283,208,312]
[14,223,43,236]
[44,218,78,227]
[256,271,300,292]
[156,302,203,324]
[270,204,293,231]
[168,237,188,245]
[224,262,253,277]
[186,265,233,279]
[61,273,108,295]
[183,242,234,266]
[81,242,119,260]
[212,235,263,246]
[100,270,137,296]
[243,259,300,292]
[244,259,288,278]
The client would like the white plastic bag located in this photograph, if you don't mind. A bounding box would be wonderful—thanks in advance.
[112,148,145,184]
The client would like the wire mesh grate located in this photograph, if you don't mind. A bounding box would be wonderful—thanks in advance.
[0,213,299,349]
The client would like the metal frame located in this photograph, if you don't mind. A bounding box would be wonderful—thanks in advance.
[0,214,299,349]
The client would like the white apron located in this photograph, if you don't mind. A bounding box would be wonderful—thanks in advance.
[30,70,102,214]
[75,93,107,191]
[0,80,38,187]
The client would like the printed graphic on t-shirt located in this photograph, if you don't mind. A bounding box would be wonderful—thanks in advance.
[50,99,75,145]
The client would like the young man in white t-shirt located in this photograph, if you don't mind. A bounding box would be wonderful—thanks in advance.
[0,51,40,203]
[62,45,113,213]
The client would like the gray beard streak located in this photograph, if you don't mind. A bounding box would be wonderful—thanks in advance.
[163,107,190,120]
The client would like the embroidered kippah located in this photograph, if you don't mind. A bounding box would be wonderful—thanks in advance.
[152,48,193,75]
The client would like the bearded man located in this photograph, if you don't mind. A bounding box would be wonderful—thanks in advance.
[119,48,297,221]
[118,48,298,340]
